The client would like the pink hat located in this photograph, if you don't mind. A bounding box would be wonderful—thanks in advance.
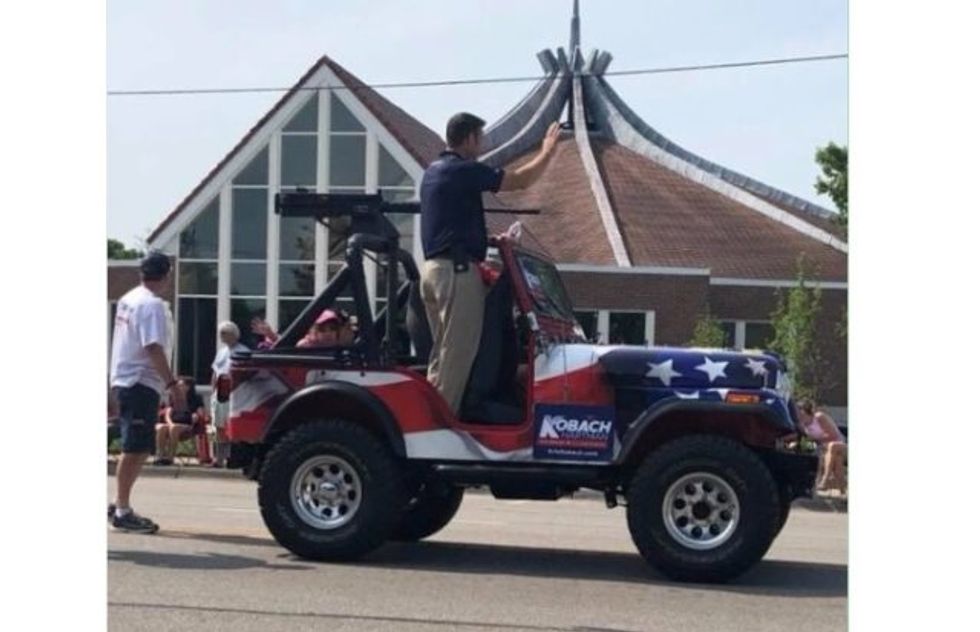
[314,309,341,326]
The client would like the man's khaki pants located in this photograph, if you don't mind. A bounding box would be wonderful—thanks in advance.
[421,258,486,415]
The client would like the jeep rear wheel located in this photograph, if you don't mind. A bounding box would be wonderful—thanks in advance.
[258,419,406,561]
[626,435,780,583]
[392,481,464,542]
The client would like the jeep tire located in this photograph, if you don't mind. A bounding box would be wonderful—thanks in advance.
[392,481,464,542]
[258,419,406,561]
[626,435,780,583]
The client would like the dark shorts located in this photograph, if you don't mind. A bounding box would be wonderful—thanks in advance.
[113,383,161,454]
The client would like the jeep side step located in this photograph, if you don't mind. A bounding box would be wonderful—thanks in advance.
[431,463,612,500]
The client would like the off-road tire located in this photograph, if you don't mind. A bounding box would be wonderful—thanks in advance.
[626,435,780,583]
[258,419,406,561]
[393,481,464,542]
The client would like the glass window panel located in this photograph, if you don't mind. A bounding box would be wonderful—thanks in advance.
[278,299,310,333]
[178,261,218,295]
[177,298,217,383]
[231,188,268,259]
[231,262,266,296]
[280,135,317,188]
[233,146,269,186]
[720,321,737,349]
[379,146,413,188]
[609,312,646,345]
[328,262,353,299]
[231,299,266,349]
[283,93,318,132]
[179,198,219,259]
[329,135,366,186]
[328,222,351,261]
[280,263,315,297]
[330,93,365,132]
[280,216,315,261]
[380,188,416,203]
[574,311,598,341]
[745,322,775,350]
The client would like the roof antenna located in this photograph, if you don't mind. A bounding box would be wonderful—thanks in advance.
[566,0,581,125]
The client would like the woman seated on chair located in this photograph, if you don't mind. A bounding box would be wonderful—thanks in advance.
[796,399,847,495]
[154,376,205,466]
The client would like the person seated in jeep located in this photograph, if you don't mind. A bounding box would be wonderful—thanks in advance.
[251,309,355,350]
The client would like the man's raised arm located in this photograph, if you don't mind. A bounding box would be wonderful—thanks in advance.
[499,122,561,192]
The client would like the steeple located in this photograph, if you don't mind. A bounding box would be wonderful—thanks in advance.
[569,0,581,61]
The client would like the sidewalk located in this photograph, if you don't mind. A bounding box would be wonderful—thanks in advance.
[108,459,847,513]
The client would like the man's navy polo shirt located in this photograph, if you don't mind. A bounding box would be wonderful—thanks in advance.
[420,150,505,262]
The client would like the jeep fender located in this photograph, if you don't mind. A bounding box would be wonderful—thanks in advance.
[264,380,406,458]
[615,400,795,466]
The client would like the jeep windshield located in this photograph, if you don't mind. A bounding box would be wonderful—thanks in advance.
[514,252,577,323]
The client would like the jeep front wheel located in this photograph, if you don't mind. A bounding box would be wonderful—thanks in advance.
[626,435,780,583]
[393,481,464,542]
[258,419,406,561]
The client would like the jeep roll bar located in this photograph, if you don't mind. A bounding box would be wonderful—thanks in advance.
[274,191,539,365]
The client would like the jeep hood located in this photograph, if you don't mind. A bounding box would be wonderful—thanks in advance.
[595,345,781,391]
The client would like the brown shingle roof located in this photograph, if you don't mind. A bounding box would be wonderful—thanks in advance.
[592,140,847,281]
[493,135,617,265]
[148,56,444,245]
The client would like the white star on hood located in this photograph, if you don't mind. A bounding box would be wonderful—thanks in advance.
[695,357,729,383]
[646,359,682,386]
[745,358,769,378]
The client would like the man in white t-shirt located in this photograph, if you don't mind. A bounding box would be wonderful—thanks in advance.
[108,251,184,533]
[209,321,249,468]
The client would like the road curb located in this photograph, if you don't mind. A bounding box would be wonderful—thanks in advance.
[108,460,848,512]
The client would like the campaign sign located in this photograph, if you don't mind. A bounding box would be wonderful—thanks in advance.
[533,404,616,461]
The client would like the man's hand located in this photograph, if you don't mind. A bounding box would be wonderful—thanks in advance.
[250,317,273,338]
[499,121,561,192]
[540,121,560,155]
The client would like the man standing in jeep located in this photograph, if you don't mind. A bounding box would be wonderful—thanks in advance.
[420,113,560,414]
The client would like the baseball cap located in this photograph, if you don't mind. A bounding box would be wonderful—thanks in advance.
[314,309,341,326]
[140,250,172,278]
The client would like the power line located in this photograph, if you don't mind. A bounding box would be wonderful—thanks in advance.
[107,53,846,97]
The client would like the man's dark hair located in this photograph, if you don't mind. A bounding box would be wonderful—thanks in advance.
[446,112,486,148]
[139,250,171,282]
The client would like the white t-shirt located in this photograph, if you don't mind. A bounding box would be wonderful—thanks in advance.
[211,342,249,377]
[109,285,172,394]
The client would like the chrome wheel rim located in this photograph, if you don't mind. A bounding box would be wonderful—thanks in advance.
[290,455,362,530]
[662,472,740,550]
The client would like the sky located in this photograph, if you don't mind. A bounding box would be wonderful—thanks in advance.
[107,0,847,249]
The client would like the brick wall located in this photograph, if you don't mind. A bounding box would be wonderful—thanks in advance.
[709,285,848,407]
[561,271,711,346]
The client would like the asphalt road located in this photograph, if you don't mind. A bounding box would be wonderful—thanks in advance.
[107,476,847,632]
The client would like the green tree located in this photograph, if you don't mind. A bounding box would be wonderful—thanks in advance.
[814,142,848,234]
[108,238,143,260]
[770,257,825,402]
[689,312,727,348]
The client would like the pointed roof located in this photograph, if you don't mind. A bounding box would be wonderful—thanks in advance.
[147,55,444,245]
[479,0,846,280]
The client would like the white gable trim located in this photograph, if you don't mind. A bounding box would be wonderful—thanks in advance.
[571,75,631,267]
[557,263,709,276]
[149,60,428,251]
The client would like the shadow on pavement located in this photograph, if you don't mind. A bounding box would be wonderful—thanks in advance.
[148,531,845,597]
[365,541,846,598]
[108,549,314,572]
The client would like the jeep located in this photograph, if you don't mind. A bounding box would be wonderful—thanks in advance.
[226,192,816,583]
